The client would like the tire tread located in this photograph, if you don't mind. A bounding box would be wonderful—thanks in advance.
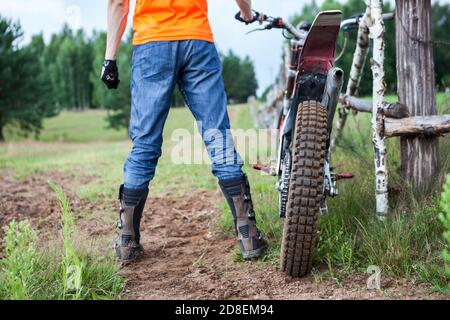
[280,100,327,278]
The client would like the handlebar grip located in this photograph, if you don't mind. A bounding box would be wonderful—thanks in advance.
[234,11,260,25]
[234,12,247,23]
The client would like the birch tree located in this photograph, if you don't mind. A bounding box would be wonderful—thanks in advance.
[369,0,389,220]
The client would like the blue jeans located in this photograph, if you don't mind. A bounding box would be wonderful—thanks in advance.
[124,40,245,190]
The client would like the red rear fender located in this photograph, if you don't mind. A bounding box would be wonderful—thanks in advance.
[299,11,342,75]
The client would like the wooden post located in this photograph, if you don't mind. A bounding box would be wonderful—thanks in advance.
[369,0,389,220]
[396,0,440,190]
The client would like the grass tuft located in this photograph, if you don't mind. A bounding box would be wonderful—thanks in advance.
[0,221,38,300]
[0,184,124,300]
[439,174,450,288]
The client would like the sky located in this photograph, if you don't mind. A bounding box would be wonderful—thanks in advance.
[0,0,446,94]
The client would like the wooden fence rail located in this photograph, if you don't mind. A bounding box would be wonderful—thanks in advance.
[385,115,450,137]
[339,94,410,118]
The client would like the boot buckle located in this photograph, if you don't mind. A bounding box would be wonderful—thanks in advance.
[117,199,125,229]
[117,218,123,229]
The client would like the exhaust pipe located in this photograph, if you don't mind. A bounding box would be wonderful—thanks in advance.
[321,67,344,132]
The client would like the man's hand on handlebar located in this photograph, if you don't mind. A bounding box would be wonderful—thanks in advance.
[235,10,260,25]
[234,11,303,41]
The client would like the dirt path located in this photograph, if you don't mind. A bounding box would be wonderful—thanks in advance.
[1,170,447,300]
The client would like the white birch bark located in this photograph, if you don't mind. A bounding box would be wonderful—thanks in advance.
[346,2,372,97]
[331,1,371,149]
[369,0,389,220]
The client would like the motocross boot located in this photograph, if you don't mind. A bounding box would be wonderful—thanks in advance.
[114,184,149,265]
[219,175,267,259]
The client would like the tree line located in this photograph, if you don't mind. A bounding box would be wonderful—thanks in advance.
[2,0,450,141]
[0,18,258,141]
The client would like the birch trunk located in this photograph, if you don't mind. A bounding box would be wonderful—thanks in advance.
[396,0,440,191]
[331,1,371,149]
[369,0,389,220]
[346,3,371,97]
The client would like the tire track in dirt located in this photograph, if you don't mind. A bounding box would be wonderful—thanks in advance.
[0,170,446,300]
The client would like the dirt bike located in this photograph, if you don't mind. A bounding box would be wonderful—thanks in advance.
[237,10,348,277]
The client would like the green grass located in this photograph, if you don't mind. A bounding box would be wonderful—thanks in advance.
[49,181,86,299]
[440,174,450,288]
[5,111,128,143]
[0,220,38,299]
[0,184,124,300]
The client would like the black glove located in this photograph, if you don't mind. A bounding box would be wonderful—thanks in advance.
[235,11,260,25]
[101,60,120,90]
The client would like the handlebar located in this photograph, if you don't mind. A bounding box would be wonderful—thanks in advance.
[236,10,395,39]
[341,12,395,31]
[234,10,260,25]
[235,11,303,40]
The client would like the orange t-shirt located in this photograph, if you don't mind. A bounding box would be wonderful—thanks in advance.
[133,0,214,45]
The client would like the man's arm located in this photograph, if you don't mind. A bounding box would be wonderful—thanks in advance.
[235,0,253,22]
[105,0,130,60]
[102,0,130,89]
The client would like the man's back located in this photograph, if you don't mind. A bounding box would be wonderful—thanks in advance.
[133,0,214,45]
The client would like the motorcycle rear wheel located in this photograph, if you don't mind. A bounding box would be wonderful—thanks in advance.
[280,100,327,278]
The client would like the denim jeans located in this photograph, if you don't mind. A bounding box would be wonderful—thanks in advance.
[124,40,245,190]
